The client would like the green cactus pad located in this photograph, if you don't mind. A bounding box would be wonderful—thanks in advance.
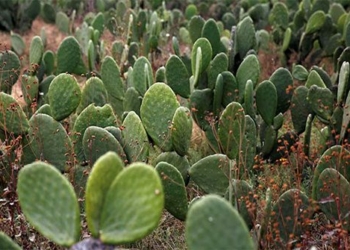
[56,11,70,34]
[222,71,239,106]
[56,36,86,75]
[165,55,190,98]
[48,73,81,121]
[11,32,25,56]
[243,80,255,119]
[270,189,312,244]
[225,179,256,229]
[17,162,80,247]
[236,54,260,102]
[235,16,256,59]
[270,2,289,29]
[341,92,350,141]
[311,66,332,90]
[153,151,190,183]
[316,168,350,230]
[77,77,108,113]
[305,70,327,89]
[132,56,153,96]
[241,115,257,172]
[218,102,246,159]
[35,104,52,116]
[188,15,205,43]
[155,66,166,83]
[27,113,73,172]
[83,126,126,166]
[85,152,124,238]
[42,50,55,75]
[338,61,350,104]
[307,85,334,121]
[202,18,223,56]
[207,53,228,90]
[292,64,309,81]
[72,104,117,163]
[91,12,105,35]
[185,195,255,250]
[270,68,293,114]
[171,107,193,156]
[305,10,326,34]
[123,87,142,116]
[256,80,277,126]
[311,146,350,200]
[189,154,230,195]
[21,74,39,105]
[29,36,44,66]
[121,111,149,163]
[189,88,213,131]
[155,162,188,221]
[0,232,21,250]
[99,163,164,244]
[213,74,224,117]
[0,92,29,134]
[101,56,124,102]
[191,38,212,78]
[0,50,21,93]
[290,86,313,134]
[140,83,180,151]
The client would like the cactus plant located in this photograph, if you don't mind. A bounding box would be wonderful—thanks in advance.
[185,195,255,250]
[0,232,21,250]
[0,50,21,93]
[121,111,149,163]
[165,55,191,98]
[140,82,179,151]
[189,154,230,195]
[47,73,82,121]
[171,107,193,156]
[77,77,108,113]
[17,162,81,247]
[155,162,188,221]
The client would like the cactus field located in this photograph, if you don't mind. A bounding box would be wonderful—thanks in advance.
[1,0,350,249]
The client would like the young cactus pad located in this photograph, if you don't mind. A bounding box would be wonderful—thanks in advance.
[99,163,164,244]
[48,73,82,121]
[171,106,193,156]
[17,162,81,247]
[0,50,21,93]
[185,195,255,250]
[140,82,180,151]
[85,152,124,238]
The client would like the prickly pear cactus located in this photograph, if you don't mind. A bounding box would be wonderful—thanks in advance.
[235,16,256,61]
[202,18,224,56]
[307,85,334,121]
[56,36,86,75]
[29,36,44,67]
[189,154,230,195]
[185,195,255,250]
[17,162,81,247]
[99,163,164,244]
[48,73,82,121]
[316,168,350,231]
[218,102,246,160]
[191,38,212,85]
[82,126,126,166]
[77,77,108,113]
[132,56,153,96]
[0,92,29,134]
[0,232,21,250]
[207,53,228,90]
[85,152,124,238]
[72,104,117,163]
[153,151,190,183]
[140,83,180,151]
[269,67,293,114]
[0,50,21,93]
[101,56,125,117]
[171,107,193,156]
[236,54,260,102]
[256,80,277,126]
[123,87,142,116]
[121,111,149,163]
[26,114,73,172]
[270,189,312,245]
[155,162,188,221]
[165,55,190,98]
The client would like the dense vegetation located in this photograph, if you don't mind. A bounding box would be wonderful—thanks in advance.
[1,0,350,249]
